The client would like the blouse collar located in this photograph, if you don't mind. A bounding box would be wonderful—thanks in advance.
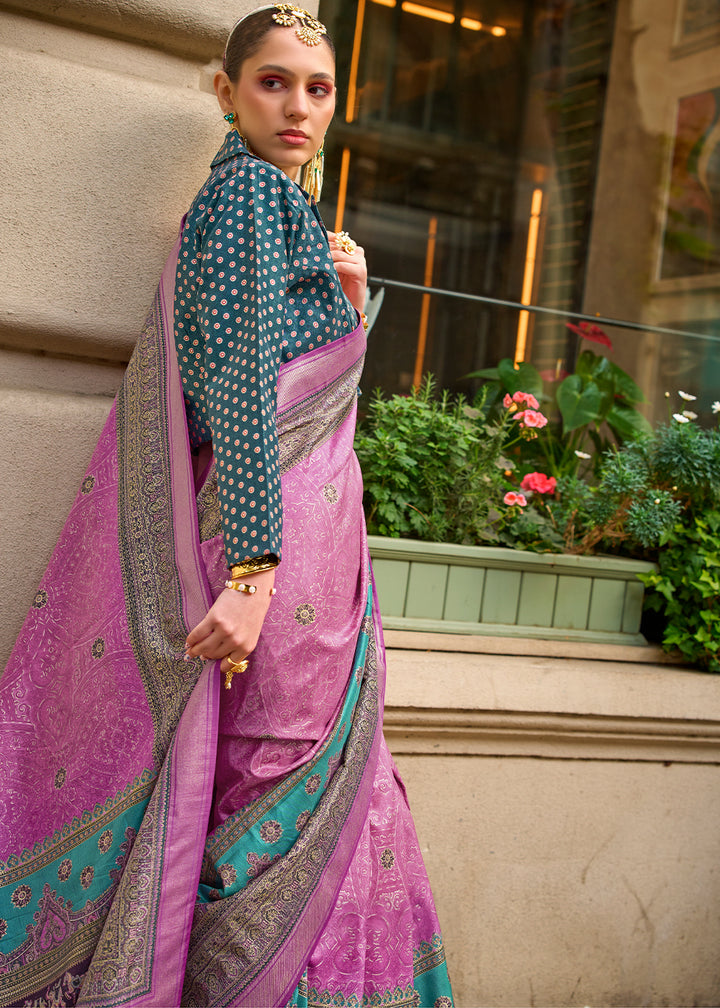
[211,129,250,168]
[210,129,314,204]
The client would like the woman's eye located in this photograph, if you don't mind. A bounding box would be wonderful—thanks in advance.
[260,77,284,90]
[309,84,331,98]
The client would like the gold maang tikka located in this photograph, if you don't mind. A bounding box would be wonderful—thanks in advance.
[272,4,327,46]
[223,6,328,69]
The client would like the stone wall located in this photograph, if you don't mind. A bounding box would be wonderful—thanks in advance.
[0,0,256,659]
[386,633,720,1007]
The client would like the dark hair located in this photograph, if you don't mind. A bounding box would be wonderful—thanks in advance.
[224,8,335,83]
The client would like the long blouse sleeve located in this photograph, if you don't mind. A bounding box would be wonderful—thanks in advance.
[174,135,356,568]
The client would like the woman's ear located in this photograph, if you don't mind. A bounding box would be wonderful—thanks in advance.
[214,70,235,116]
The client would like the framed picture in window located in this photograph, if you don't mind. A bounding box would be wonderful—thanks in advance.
[659,85,720,281]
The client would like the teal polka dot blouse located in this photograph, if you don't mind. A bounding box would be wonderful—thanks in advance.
[174,131,357,568]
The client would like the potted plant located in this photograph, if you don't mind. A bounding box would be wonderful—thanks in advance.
[356,328,720,663]
[356,376,655,645]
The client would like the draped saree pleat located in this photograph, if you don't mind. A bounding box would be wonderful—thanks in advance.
[0,237,453,1008]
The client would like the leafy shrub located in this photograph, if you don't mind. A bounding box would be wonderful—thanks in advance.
[556,419,720,556]
[355,373,720,672]
[639,511,720,672]
[355,377,510,544]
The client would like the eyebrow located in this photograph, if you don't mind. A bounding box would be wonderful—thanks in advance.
[255,63,335,83]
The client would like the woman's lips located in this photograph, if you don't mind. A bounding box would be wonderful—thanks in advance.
[278,131,308,146]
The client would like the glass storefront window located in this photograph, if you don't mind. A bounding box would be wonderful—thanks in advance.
[319,0,720,426]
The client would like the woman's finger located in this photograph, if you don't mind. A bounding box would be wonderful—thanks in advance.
[185,627,229,659]
[333,261,366,278]
[219,651,250,674]
[330,244,365,262]
[185,617,215,650]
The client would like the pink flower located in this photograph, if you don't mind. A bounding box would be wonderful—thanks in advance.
[504,492,528,507]
[503,393,513,408]
[512,391,540,410]
[516,409,548,429]
[521,472,557,494]
[566,321,613,350]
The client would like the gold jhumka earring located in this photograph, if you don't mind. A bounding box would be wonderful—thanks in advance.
[302,142,325,202]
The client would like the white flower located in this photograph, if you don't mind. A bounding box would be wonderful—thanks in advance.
[678,390,697,401]
[682,410,698,420]
[712,401,720,414]
[673,413,690,423]
[654,498,661,504]
[574,450,592,459]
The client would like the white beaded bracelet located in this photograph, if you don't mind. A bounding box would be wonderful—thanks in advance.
[224,581,277,597]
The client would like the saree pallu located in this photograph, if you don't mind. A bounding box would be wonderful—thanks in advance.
[0,238,453,1008]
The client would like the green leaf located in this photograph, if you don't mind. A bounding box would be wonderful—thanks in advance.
[575,350,611,382]
[608,362,647,404]
[591,378,617,421]
[605,404,653,440]
[497,358,543,398]
[556,375,603,432]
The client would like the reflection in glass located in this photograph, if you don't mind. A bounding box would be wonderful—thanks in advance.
[319,0,720,426]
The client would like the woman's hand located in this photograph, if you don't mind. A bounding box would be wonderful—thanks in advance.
[329,231,367,317]
[184,567,276,676]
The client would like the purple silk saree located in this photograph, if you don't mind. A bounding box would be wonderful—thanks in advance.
[0,238,453,1007]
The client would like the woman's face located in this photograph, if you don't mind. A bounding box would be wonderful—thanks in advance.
[218,26,336,181]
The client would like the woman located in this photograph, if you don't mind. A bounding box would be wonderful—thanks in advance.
[0,6,453,1006]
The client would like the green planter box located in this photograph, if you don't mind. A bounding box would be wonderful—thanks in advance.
[369,536,657,646]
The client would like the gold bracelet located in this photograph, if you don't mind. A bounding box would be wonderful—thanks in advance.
[224,580,277,596]
[229,557,279,578]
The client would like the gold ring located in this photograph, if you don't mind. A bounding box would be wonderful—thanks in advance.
[224,656,249,690]
[336,231,357,255]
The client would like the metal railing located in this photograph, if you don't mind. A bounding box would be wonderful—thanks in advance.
[367,275,720,345]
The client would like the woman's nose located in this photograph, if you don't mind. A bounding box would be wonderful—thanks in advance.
[285,87,309,120]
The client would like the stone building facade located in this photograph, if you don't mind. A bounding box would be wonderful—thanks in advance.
[1,2,720,1005]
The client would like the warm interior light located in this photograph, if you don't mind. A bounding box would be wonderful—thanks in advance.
[413,217,438,387]
[334,147,352,234]
[401,2,454,24]
[514,188,544,365]
[369,0,505,35]
[346,0,367,123]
